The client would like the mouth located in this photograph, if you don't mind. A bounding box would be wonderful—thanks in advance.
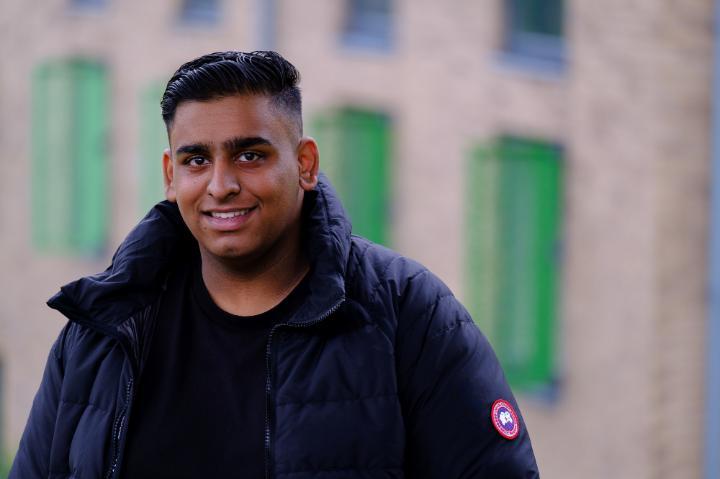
[203,206,258,230]
[206,208,255,219]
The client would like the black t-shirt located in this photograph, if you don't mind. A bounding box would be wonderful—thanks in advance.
[120,255,309,479]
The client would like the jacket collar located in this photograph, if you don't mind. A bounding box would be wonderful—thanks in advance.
[291,174,350,324]
[47,174,352,330]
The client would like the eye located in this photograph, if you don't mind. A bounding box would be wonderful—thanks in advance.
[185,156,209,167]
[238,151,263,163]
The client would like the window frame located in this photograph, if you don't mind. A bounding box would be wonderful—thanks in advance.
[178,0,220,25]
[341,0,394,51]
[68,0,108,10]
[503,0,566,67]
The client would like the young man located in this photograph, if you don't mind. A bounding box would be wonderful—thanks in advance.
[11,51,539,478]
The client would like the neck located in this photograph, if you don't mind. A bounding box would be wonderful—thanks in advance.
[200,231,309,317]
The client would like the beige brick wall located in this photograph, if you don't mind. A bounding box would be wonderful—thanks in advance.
[645,2,712,476]
[0,1,713,477]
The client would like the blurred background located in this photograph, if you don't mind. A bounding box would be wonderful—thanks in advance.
[0,0,717,477]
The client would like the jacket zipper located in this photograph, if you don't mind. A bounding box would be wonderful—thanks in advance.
[106,376,134,479]
[264,298,345,479]
[101,299,163,478]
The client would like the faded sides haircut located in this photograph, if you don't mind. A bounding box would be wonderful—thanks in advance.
[161,50,303,135]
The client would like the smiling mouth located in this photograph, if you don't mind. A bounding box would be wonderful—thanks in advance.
[206,207,256,219]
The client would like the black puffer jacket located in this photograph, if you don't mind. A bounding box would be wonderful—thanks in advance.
[10,177,539,479]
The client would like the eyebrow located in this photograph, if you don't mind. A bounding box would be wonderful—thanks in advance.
[175,137,273,157]
[223,136,272,152]
[175,143,211,156]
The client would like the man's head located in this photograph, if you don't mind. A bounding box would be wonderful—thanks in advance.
[161,50,303,137]
[161,51,319,270]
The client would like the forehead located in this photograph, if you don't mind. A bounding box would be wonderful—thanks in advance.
[168,95,295,148]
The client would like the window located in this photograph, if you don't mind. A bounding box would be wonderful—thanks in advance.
[69,0,107,9]
[504,0,565,64]
[32,59,109,255]
[342,0,393,50]
[311,108,391,245]
[179,0,220,24]
[466,137,563,393]
[139,83,168,215]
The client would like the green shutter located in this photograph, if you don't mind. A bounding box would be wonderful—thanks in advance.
[0,358,5,475]
[312,108,391,245]
[467,145,501,343]
[139,83,168,214]
[467,136,562,392]
[32,59,108,255]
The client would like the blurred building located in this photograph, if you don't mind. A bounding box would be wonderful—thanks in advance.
[0,0,714,477]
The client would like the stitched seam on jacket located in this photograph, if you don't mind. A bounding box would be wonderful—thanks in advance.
[428,295,472,340]
[424,292,452,330]
[276,392,397,407]
[344,239,367,297]
[374,263,429,306]
[347,239,436,331]
[367,252,429,313]
[347,238,388,302]
[346,240,425,345]
[277,466,404,476]
[430,317,474,340]
[395,292,458,380]
[347,235,372,267]
[48,472,78,478]
[59,399,111,415]
[317,182,335,234]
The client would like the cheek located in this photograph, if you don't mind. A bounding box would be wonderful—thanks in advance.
[252,166,300,203]
[276,161,302,194]
[173,178,206,221]
[175,176,205,200]
[275,172,302,209]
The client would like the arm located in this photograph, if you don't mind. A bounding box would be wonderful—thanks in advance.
[9,324,70,479]
[397,286,539,478]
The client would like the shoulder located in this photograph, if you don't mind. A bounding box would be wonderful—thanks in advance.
[52,321,120,366]
[345,235,470,335]
[346,235,445,295]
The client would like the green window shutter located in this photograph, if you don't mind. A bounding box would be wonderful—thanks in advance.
[32,59,108,255]
[0,357,5,474]
[311,108,391,245]
[467,136,563,392]
[139,83,168,214]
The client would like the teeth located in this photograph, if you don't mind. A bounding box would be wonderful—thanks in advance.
[211,209,249,219]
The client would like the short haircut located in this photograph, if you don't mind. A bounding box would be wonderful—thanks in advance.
[161,50,302,134]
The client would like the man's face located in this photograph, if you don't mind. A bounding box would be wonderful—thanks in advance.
[163,94,318,266]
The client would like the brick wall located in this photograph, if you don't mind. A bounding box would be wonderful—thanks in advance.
[0,1,712,477]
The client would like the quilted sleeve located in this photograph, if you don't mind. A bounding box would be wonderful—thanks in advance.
[9,323,70,479]
[396,276,540,478]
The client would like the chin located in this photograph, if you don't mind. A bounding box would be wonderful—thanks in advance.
[208,245,254,261]
[202,240,263,262]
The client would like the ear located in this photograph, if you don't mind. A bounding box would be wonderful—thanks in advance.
[297,137,320,191]
[162,148,177,202]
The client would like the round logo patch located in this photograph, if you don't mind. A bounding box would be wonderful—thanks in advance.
[491,399,519,440]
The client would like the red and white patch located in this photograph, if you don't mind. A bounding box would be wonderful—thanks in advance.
[491,399,520,440]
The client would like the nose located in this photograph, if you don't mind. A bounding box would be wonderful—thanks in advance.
[207,159,240,199]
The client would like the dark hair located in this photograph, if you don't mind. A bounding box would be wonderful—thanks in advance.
[161,50,302,133]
